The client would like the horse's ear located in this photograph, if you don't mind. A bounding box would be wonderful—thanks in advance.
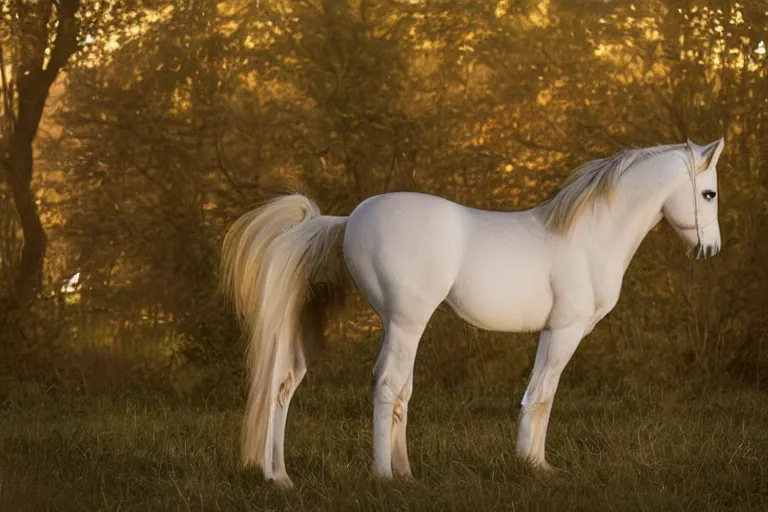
[699,137,725,173]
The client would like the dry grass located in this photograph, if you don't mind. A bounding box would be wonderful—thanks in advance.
[2,306,767,511]
[2,360,768,511]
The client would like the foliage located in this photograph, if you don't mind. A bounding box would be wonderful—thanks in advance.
[0,0,766,397]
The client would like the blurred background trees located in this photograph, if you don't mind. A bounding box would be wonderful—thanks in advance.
[0,0,766,401]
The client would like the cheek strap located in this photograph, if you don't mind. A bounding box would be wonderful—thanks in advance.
[684,141,703,248]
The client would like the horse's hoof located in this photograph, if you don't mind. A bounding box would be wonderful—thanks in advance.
[371,466,395,481]
[533,459,565,477]
[538,460,557,473]
[269,475,294,490]
[523,456,557,473]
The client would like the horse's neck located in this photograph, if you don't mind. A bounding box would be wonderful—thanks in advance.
[578,153,688,270]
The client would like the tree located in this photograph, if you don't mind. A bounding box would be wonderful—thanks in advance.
[1,0,81,312]
[5,0,765,395]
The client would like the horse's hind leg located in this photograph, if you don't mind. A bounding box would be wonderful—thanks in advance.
[270,302,326,489]
[342,205,458,479]
[372,317,429,479]
[269,356,307,489]
[391,373,414,479]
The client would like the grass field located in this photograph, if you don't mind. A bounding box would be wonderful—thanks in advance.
[2,373,768,512]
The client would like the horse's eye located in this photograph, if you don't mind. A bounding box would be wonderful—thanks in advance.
[702,190,717,201]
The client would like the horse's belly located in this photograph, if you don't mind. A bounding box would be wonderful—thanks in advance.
[445,250,553,333]
[446,280,552,332]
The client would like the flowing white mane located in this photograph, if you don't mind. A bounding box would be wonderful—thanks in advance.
[544,144,682,234]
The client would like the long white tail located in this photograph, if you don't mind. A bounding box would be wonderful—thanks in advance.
[220,194,347,473]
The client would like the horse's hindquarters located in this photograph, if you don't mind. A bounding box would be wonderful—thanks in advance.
[342,192,466,324]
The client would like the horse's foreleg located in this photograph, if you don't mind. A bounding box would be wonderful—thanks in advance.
[516,330,551,468]
[516,324,584,469]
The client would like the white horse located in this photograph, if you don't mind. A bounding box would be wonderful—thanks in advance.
[220,138,724,488]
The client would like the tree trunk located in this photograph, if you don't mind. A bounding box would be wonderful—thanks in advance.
[0,0,80,316]
[6,141,46,305]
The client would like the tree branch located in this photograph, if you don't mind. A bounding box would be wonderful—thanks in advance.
[41,0,81,85]
[214,133,247,198]
[0,44,17,129]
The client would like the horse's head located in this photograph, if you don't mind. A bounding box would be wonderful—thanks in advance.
[662,138,724,260]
